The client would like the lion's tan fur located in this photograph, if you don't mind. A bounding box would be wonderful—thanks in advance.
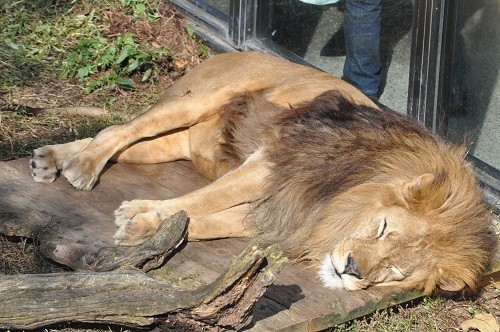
[30,52,496,295]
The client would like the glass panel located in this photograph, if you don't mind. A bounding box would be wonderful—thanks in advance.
[191,0,230,19]
[447,0,499,170]
[256,0,413,113]
[204,0,230,15]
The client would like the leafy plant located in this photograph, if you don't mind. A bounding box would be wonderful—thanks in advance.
[185,25,210,57]
[120,0,162,19]
[0,0,177,93]
[61,32,170,93]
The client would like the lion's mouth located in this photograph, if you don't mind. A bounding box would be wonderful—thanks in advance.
[333,265,341,278]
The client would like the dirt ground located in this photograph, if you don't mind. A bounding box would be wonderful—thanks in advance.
[0,1,498,331]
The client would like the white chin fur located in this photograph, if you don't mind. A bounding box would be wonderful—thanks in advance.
[318,255,344,289]
[318,254,361,291]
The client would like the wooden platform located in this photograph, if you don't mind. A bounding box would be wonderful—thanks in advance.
[0,157,448,331]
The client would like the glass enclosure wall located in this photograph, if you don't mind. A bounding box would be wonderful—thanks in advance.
[168,0,499,205]
[255,0,413,112]
[447,0,499,172]
[191,0,230,19]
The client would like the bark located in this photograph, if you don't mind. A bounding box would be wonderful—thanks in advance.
[0,241,286,330]
[0,210,188,272]
[84,211,189,272]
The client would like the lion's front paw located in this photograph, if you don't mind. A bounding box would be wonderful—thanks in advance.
[61,152,101,190]
[30,147,59,183]
[113,200,166,246]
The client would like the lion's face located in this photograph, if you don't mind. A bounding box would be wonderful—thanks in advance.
[311,175,494,295]
[318,205,430,291]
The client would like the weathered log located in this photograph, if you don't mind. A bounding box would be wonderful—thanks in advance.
[0,210,188,272]
[81,211,188,272]
[0,209,53,237]
[0,241,286,330]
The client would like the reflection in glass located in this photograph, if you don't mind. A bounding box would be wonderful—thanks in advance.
[256,0,413,112]
[192,0,229,19]
[447,0,499,170]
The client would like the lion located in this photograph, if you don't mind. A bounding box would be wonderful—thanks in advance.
[29,51,495,295]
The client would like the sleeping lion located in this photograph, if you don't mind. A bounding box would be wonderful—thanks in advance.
[30,51,495,295]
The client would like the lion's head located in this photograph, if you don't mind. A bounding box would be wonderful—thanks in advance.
[249,91,496,295]
[313,173,495,295]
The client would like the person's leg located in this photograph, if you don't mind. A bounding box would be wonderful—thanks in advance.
[343,0,382,100]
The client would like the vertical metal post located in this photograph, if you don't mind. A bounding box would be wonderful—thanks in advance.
[407,0,457,136]
[229,0,255,49]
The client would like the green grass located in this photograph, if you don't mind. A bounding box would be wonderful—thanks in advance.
[0,0,208,161]
[333,297,443,331]
[0,0,194,93]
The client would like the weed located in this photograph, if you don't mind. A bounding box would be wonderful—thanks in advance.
[61,31,170,93]
[333,297,445,331]
[0,0,199,94]
[186,24,210,57]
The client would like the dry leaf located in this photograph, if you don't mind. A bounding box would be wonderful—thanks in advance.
[173,58,189,71]
[461,313,499,332]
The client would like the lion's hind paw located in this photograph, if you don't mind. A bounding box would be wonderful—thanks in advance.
[30,147,59,183]
[61,155,99,191]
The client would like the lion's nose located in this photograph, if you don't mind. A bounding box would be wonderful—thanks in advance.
[344,253,361,278]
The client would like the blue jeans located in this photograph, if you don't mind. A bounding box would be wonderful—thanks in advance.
[343,0,382,99]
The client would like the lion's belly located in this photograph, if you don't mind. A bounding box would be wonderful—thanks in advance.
[188,115,240,180]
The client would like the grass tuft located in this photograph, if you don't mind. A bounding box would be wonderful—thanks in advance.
[0,0,208,161]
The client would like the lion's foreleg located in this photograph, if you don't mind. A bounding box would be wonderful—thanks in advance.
[113,204,256,245]
[165,149,270,216]
[187,204,258,240]
[113,150,268,245]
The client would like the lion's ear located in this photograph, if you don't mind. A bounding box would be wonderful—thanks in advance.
[401,173,435,208]
[401,173,448,212]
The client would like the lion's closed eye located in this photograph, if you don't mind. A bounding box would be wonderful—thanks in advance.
[376,218,387,239]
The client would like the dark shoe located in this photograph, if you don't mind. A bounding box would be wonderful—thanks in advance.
[320,26,346,57]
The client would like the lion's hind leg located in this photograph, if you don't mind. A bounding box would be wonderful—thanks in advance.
[110,129,190,164]
[30,128,191,184]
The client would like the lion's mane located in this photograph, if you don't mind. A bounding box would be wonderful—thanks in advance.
[220,90,495,293]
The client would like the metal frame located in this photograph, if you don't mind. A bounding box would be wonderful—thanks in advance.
[469,156,500,213]
[229,0,255,48]
[167,0,235,51]
[407,0,499,211]
[407,0,457,136]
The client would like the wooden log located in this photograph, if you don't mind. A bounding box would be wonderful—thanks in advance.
[0,242,286,330]
[75,210,189,272]
[0,209,53,237]
[0,210,188,272]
